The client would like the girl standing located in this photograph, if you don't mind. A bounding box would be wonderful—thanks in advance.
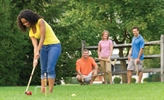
[17,9,61,93]
[98,30,113,84]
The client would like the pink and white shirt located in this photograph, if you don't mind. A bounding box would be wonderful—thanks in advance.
[98,40,112,58]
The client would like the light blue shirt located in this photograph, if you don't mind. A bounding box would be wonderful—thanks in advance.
[131,34,144,60]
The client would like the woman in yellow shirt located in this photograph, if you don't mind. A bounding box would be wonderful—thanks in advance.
[17,9,61,93]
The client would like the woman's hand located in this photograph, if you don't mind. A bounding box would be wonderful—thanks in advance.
[107,57,111,62]
[98,57,101,60]
[33,59,38,67]
[33,51,39,67]
[34,51,40,60]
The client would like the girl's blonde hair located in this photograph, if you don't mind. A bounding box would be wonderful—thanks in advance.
[101,30,109,40]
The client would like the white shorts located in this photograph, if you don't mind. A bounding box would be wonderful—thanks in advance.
[76,71,93,83]
[127,58,143,71]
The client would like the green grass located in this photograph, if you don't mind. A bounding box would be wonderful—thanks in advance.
[0,82,164,100]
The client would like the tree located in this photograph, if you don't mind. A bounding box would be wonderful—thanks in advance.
[0,0,31,85]
[0,0,64,86]
[1,0,164,85]
[57,0,164,83]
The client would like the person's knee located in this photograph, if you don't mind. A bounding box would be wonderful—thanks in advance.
[94,69,98,73]
[92,70,98,76]
[127,70,132,73]
[139,71,143,73]
[139,71,143,75]
[127,70,132,77]
[77,78,81,82]
[76,75,82,82]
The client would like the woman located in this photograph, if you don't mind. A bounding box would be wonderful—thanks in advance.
[17,9,61,93]
[98,30,113,84]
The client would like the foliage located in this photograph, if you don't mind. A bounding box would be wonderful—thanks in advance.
[1,0,164,85]
[143,77,151,83]
[63,77,72,84]
[149,73,160,82]
[131,78,136,83]
[0,0,31,86]
[143,73,160,82]
[113,77,121,84]
[58,0,164,83]
[71,77,79,84]
[0,0,62,86]
[144,45,160,68]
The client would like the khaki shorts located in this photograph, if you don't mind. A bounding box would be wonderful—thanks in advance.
[127,58,143,71]
[76,71,93,83]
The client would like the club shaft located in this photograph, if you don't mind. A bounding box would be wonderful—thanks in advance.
[25,59,37,92]
[44,73,47,97]
[25,66,36,92]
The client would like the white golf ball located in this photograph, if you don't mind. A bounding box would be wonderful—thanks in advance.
[71,94,76,96]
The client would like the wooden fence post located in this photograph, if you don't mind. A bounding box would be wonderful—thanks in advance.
[81,40,86,56]
[160,35,164,82]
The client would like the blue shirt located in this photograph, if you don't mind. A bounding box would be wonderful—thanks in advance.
[131,34,144,60]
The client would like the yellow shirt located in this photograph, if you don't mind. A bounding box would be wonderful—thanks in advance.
[29,19,60,45]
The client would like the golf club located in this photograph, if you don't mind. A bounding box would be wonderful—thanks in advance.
[25,59,38,95]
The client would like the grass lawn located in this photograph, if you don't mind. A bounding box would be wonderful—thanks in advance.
[0,82,164,100]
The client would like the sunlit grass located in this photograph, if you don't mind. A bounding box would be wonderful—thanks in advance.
[0,82,164,100]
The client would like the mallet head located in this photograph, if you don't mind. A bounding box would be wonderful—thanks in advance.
[25,91,32,95]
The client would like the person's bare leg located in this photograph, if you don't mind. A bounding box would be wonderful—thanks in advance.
[138,71,143,83]
[90,76,97,84]
[127,70,132,84]
[90,70,97,84]
[41,79,45,93]
[77,75,84,85]
[48,78,55,93]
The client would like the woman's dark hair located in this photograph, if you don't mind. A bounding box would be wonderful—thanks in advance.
[17,9,43,32]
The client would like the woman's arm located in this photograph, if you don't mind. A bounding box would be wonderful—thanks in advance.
[37,19,45,54]
[97,44,101,59]
[30,37,38,66]
[30,19,45,66]
[108,42,113,60]
[30,37,38,59]
[34,19,46,59]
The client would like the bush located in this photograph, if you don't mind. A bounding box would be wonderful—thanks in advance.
[143,73,160,83]
[113,77,121,84]
[71,77,79,84]
[143,78,151,83]
[151,73,160,82]
[64,77,72,84]
[131,78,136,83]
